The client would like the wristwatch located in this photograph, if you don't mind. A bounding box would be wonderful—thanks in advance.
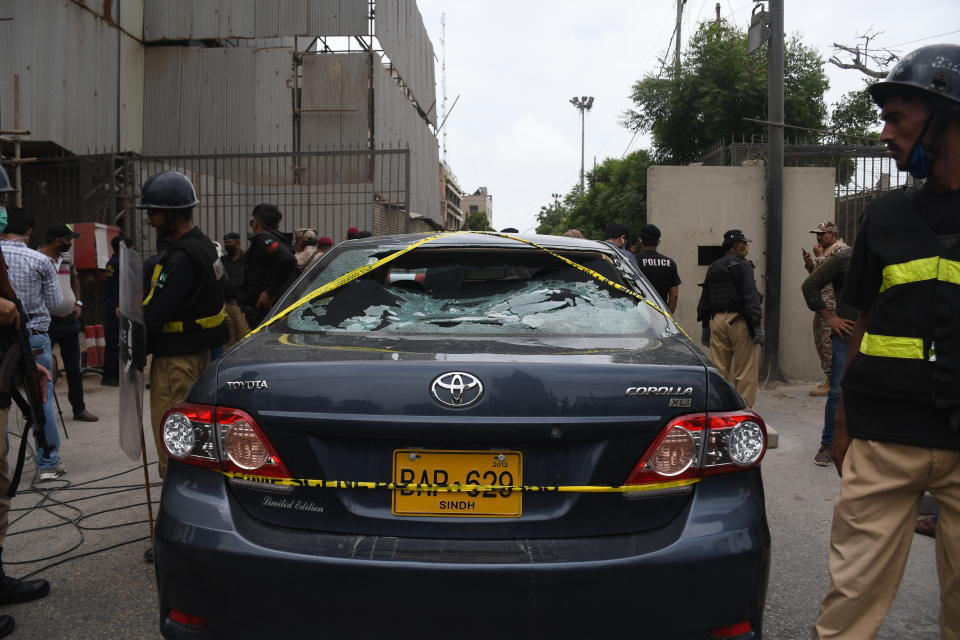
[76,301,84,307]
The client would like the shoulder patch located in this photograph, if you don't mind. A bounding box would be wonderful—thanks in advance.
[265,239,279,253]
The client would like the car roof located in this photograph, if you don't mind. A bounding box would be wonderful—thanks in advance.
[337,232,615,254]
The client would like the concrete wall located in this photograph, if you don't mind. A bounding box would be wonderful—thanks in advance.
[647,165,835,382]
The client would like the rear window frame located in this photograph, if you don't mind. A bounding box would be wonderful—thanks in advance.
[268,243,677,339]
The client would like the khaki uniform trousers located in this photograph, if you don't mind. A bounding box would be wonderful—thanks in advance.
[223,301,251,350]
[708,311,759,407]
[149,352,210,478]
[815,439,960,639]
[0,408,9,546]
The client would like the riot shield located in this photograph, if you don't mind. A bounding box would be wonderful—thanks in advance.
[118,244,147,460]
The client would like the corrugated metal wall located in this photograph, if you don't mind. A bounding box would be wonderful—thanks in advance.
[143,0,368,41]
[143,46,294,156]
[374,0,437,126]
[301,53,369,152]
[373,62,439,220]
[0,0,120,152]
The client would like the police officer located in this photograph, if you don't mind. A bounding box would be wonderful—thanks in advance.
[239,203,297,327]
[635,224,681,313]
[814,44,960,639]
[696,229,763,407]
[140,171,228,478]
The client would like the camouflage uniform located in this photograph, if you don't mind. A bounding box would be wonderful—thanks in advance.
[808,238,848,381]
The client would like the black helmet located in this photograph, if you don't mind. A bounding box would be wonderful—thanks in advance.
[137,171,199,210]
[869,44,960,108]
[0,165,15,193]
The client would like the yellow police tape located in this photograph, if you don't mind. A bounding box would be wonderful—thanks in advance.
[245,230,692,341]
[221,470,700,494]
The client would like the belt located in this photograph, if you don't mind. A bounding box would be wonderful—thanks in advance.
[28,328,47,335]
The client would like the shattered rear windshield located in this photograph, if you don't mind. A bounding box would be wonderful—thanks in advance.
[278,246,672,337]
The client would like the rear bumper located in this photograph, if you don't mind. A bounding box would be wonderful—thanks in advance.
[156,464,769,640]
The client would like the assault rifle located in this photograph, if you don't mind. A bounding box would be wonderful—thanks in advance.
[0,248,50,496]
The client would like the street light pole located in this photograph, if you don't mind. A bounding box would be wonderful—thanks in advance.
[570,96,594,196]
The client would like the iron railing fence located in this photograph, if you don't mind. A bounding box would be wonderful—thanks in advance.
[125,148,413,258]
[9,146,423,321]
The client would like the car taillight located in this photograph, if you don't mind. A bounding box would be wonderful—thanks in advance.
[160,403,218,468]
[625,411,767,488]
[215,406,291,478]
[161,403,291,478]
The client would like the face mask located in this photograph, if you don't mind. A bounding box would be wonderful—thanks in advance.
[0,207,7,234]
[906,143,932,180]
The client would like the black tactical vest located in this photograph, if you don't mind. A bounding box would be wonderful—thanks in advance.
[150,230,229,356]
[703,253,742,314]
[843,191,960,410]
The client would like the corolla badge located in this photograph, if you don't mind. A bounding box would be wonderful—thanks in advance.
[431,372,484,408]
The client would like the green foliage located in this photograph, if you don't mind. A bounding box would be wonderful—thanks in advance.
[466,210,492,231]
[829,84,880,141]
[535,150,655,239]
[622,21,829,163]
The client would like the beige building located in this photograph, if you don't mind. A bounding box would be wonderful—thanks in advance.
[647,165,836,382]
[439,163,465,230]
[463,187,494,228]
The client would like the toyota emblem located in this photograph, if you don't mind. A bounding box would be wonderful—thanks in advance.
[431,372,484,408]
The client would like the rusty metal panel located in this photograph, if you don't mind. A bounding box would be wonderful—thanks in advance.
[223,0,258,39]
[0,0,121,153]
[144,46,294,156]
[143,0,191,41]
[280,0,309,34]
[301,53,369,154]
[143,48,178,154]
[311,0,340,35]
[255,48,295,151]
[336,0,369,36]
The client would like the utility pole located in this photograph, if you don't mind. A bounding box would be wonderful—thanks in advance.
[715,2,721,23]
[764,0,786,383]
[569,96,594,196]
[675,0,685,76]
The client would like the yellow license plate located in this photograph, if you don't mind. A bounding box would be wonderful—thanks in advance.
[392,449,522,517]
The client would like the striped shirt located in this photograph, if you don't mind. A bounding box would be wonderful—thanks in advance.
[0,238,62,331]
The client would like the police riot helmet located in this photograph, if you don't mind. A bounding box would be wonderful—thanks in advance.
[869,44,960,108]
[137,171,199,210]
[868,44,960,179]
[0,165,15,193]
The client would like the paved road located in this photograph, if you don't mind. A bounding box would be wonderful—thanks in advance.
[1,377,940,639]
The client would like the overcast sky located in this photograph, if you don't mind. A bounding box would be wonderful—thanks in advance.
[415,0,960,233]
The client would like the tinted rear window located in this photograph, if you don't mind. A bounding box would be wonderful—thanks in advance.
[275,247,674,337]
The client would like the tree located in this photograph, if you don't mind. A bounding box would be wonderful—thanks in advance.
[829,31,897,79]
[829,86,880,142]
[622,20,829,164]
[466,210,492,231]
[535,150,655,238]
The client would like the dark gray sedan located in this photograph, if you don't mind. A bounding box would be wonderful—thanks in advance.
[155,232,769,640]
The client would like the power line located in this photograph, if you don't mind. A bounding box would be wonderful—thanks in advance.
[885,29,960,49]
[642,4,682,76]
[657,25,678,77]
[621,131,639,158]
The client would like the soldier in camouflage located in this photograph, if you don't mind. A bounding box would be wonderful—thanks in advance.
[803,221,847,396]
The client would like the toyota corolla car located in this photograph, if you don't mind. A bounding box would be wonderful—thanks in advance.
[155,232,770,640]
